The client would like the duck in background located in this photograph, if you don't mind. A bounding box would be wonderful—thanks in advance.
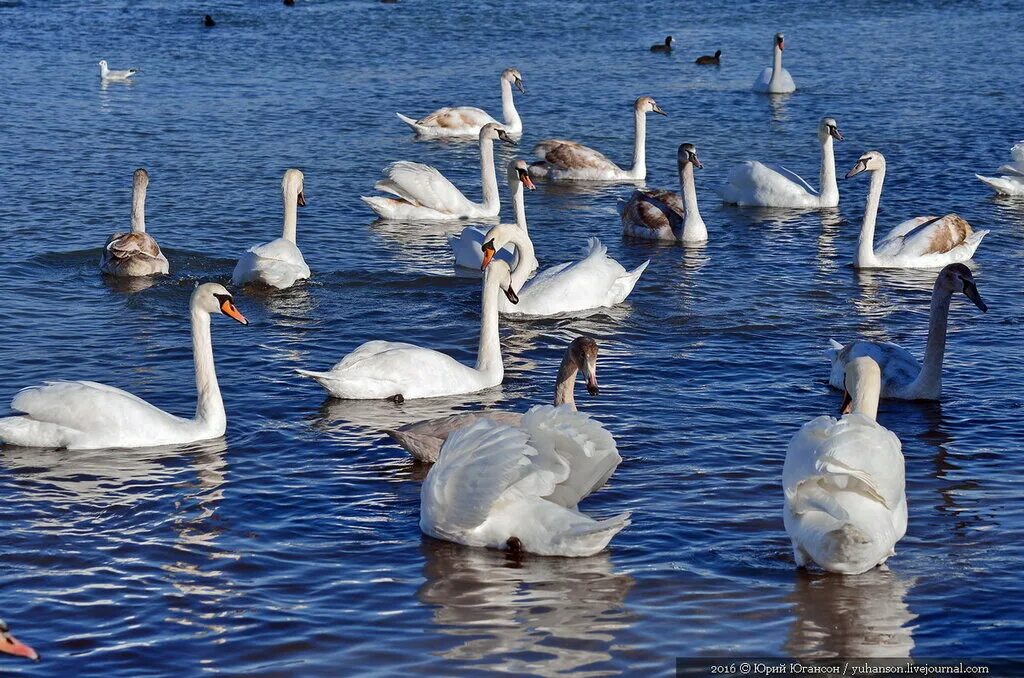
[650,36,674,53]
[695,50,721,65]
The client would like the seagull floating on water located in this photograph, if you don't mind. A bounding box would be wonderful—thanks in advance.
[98,59,138,82]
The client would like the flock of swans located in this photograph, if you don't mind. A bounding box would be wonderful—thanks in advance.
[0,37,1010,650]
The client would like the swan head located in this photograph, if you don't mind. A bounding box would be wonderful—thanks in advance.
[569,336,600,396]
[192,283,249,325]
[482,259,519,304]
[677,143,703,170]
[282,168,306,207]
[938,263,988,312]
[840,357,882,420]
[133,167,149,189]
[501,68,525,94]
[507,159,535,191]
[0,620,38,662]
[635,96,667,116]
[479,223,522,270]
[819,117,843,142]
[480,123,517,146]
[845,151,885,179]
[774,33,785,50]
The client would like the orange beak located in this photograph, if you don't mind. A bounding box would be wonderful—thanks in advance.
[1,631,39,662]
[480,241,496,270]
[519,171,536,191]
[220,299,249,325]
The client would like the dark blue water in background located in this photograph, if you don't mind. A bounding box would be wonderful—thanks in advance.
[1,1,1023,675]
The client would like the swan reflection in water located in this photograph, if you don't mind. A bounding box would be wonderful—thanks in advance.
[785,568,917,659]
[418,539,635,675]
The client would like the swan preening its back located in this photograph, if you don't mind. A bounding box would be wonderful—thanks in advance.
[362,123,516,220]
[720,117,842,208]
[232,169,311,290]
[826,263,988,401]
[753,33,795,93]
[101,168,169,277]
[420,404,629,557]
[784,357,907,574]
[845,151,988,268]
[397,68,525,139]
[98,59,138,81]
[621,142,708,243]
[529,96,666,182]
[387,336,599,463]
[0,284,249,450]
[976,140,1024,195]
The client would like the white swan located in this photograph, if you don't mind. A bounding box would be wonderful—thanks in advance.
[528,96,666,182]
[101,168,169,277]
[0,620,37,662]
[826,263,988,401]
[0,283,249,450]
[753,33,795,94]
[720,118,842,208]
[480,223,649,318]
[621,143,707,243]
[420,404,630,557]
[397,68,525,139]
[296,260,519,400]
[232,169,310,289]
[448,159,538,272]
[784,357,907,575]
[387,336,599,463]
[362,123,516,220]
[98,59,137,81]
[846,151,989,268]
[976,140,1024,196]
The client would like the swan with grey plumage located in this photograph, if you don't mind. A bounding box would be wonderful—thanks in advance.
[101,168,169,277]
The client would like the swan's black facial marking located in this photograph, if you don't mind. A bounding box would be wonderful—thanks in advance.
[497,128,517,146]
[503,285,519,305]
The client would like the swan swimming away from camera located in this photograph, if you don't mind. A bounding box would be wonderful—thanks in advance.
[720,118,842,208]
[976,140,1024,196]
[98,59,137,81]
[826,264,988,401]
[529,96,666,182]
[845,151,988,268]
[753,33,795,93]
[362,124,516,220]
[420,404,630,557]
[0,284,249,450]
[100,168,169,277]
[296,261,519,400]
[232,169,311,289]
[621,143,707,243]
[397,68,525,138]
[784,357,907,575]
[386,336,600,463]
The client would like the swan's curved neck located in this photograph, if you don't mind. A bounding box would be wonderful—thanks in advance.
[512,180,529,236]
[131,182,147,233]
[553,354,579,411]
[191,310,225,431]
[282,191,298,243]
[504,227,537,290]
[679,163,707,242]
[910,285,954,396]
[856,167,886,267]
[500,79,521,132]
[475,274,504,377]
[819,136,838,204]
[769,45,784,87]
[849,387,880,421]
[629,110,647,179]
[479,137,500,211]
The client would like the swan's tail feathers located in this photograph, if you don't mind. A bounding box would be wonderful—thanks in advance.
[562,511,632,556]
[966,228,990,249]
[396,112,421,130]
[608,259,650,305]
[826,339,844,362]
[361,196,397,218]
[0,415,69,448]
[384,428,442,464]
[295,368,338,391]
[583,237,608,258]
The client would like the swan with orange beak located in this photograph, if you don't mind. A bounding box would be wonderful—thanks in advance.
[0,620,38,662]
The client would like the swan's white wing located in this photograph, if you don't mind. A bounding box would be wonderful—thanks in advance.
[519,405,621,508]
[875,214,976,258]
[720,161,816,206]
[828,340,921,395]
[374,161,473,214]
[104,232,164,260]
[761,163,817,196]
[977,173,1024,195]
[413,106,496,131]
[532,140,619,172]
[232,238,310,288]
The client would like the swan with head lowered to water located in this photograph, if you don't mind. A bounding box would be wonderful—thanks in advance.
[845,151,988,268]
[362,123,516,220]
[397,68,525,139]
[826,263,988,401]
[386,336,600,463]
[0,284,249,450]
[785,357,907,575]
[753,33,795,94]
[101,168,169,277]
[621,142,707,243]
[720,117,842,208]
[232,169,311,289]
[528,96,666,182]
[296,260,519,400]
